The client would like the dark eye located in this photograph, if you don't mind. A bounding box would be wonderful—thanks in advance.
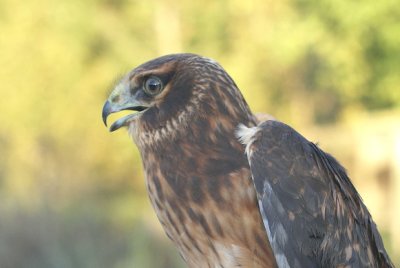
[144,77,163,95]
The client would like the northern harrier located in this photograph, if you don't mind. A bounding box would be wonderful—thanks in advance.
[102,54,393,267]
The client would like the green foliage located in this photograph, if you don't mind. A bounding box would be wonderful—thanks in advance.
[0,200,184,268]
[0,0,399,266]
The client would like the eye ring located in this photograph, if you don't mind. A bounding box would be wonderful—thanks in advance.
[144,76,163,95]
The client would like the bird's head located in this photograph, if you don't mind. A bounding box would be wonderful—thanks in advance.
[102,53,256,147]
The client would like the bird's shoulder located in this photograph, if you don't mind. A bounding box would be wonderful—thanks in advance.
[238,120,393,267]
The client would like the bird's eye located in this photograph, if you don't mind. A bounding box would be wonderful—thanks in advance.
[144,77,163,95]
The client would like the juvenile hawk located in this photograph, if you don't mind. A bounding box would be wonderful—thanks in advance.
[102,54,393,267]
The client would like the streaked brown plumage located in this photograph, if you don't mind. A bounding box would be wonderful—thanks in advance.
[102,53,393,267]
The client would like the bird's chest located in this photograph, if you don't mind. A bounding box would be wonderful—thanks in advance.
[143,163,276,268]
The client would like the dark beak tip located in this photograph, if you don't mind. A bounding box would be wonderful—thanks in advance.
[102,101,112,127]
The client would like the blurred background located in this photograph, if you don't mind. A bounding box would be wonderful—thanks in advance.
[0,0,399,267]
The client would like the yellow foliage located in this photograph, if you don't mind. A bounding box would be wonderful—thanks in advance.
[0,0,399,266]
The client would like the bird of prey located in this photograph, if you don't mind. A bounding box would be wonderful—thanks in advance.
[102,53,393,267]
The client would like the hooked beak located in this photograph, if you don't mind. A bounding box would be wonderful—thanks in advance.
[102,100,148,132]
[102,84,149,132]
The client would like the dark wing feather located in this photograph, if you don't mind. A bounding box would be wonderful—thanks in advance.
[246,120,393,268]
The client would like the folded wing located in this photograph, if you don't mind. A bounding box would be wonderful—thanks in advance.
[240,120,393,268]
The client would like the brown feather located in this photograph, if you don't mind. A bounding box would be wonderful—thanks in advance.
[121,54,276,267]
[104,53,393,267]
